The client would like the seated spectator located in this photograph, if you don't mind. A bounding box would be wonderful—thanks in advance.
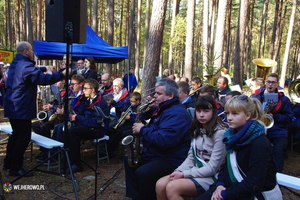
[156,96,227,199]
[196,95,281,200]
[82,57,98,81]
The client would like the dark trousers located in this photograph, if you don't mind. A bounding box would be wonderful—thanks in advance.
[32,120,55,152]
[107,121,133,154]
[124,156,176,200]
[32,120,54,138]
[68,126,103,166]
[269,137,288,173]
[4,119,32,171]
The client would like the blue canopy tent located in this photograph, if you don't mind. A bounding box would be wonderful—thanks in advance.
[34,24,128,64]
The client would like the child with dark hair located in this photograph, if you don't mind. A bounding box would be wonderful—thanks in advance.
[107,91,142,157]
[156,96,227,199]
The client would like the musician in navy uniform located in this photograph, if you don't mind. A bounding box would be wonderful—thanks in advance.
[214,76,230,105]
[178,81,195,109]
[124,78,192,200]
[107,92,142,158]
[190,77,202,102]
[252,73,293,172]
[67,78,109,173]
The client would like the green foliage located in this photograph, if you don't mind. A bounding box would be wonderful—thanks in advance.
[202,53,223,75]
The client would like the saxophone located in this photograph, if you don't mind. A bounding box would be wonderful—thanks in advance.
[122,98,155,167]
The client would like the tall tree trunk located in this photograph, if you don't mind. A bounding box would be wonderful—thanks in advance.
[16,0,20,43]
[225,0,232,68]
[36,0,42,41]
[203,0,209,73]
[233,0,249,87]
[135,0,141,82]
[273,0,286,73]
[107,0,114,75]
[125,0,135,80]
[269,0,281,59]
[280,0,297,88]
[141,0,168,101]
[184,0,195,82]
[93,0,98,31]
[257,0,268,58]
[7,0,12,50]
[213,0,228,71]
[167,0,179,74]
[142,0,151,70]
[25,0,33,45]
[261,0,269,58]
[247,0,255,79]
[209,0,216,59]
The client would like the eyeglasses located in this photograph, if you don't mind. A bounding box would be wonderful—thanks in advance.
[101,79,108,82]
[70,82,79,86]
[266,81,277,85]
[83,87,92,91]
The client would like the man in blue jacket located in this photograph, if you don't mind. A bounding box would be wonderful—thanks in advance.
[124,78,192,200]
[3,41,65,177]
[252,73,293,172]
[123,68,138,93]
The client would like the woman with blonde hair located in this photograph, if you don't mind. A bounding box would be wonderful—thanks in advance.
[197,95,281,200]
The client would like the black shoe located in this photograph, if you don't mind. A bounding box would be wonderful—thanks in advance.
[9,168,33,177]
[66,164,83,174]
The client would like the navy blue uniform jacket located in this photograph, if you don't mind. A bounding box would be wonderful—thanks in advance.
[4,54,64,120]
[140,97,192,167]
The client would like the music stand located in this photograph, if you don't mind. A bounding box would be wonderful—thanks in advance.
[9,23,100,200]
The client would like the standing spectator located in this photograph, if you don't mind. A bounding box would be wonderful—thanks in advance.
[123,68,138,93]
[82,57,98,81]
[180,76,189,84]
[3,41,65,176]
[61,54,76,72]
[174,73,180,82]
[220,68,232,85]
[72,59,85,76]
[162,69,170,78]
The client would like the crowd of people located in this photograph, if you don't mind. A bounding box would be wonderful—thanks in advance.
[3,40,299,200]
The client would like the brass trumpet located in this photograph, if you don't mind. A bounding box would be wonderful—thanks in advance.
[189,87,202,97]
[113,105,133,129]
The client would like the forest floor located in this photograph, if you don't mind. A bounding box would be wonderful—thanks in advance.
[0,106,300,200]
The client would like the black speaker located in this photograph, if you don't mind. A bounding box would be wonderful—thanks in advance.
[46,0,87,43]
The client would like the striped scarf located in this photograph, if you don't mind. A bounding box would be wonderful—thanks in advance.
[223,120,265,153]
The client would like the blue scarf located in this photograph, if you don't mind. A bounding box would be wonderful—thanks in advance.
[223,120,265,153]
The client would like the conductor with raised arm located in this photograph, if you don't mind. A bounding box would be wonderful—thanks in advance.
[3,41,65,177]
[124,78,192,200]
